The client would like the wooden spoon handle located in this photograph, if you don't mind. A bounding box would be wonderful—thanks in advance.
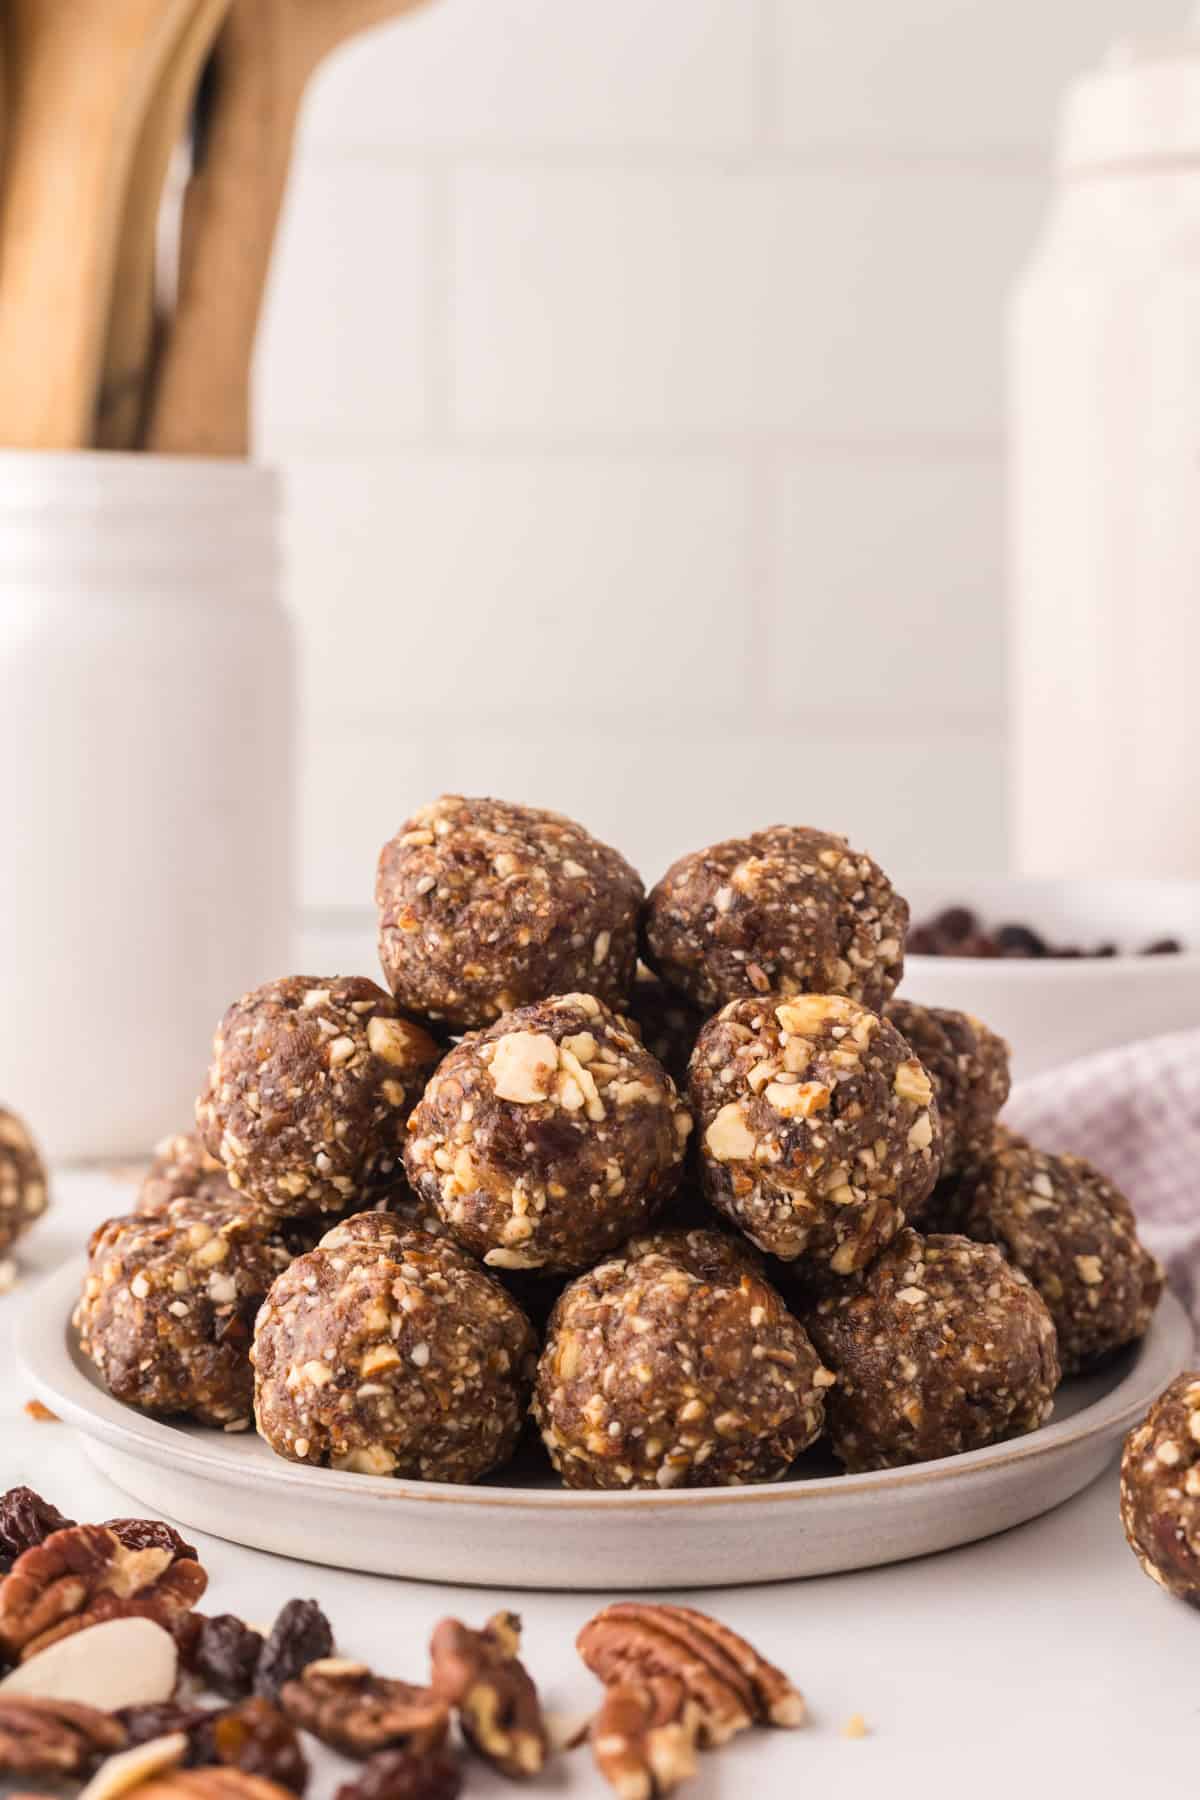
[145,0,302,457]
[0,0,191,450]
[97,0,232,451]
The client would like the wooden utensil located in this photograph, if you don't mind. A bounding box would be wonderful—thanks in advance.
[146,0,432,457]
[96,0,232,450]
[0,0,198,449]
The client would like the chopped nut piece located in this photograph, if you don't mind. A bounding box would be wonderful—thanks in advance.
[429,1612,547,1779]
[590,1678,699,1800]
[280,1660,447,1759]
[842,1713,869,1740]
[0,1524,206,1662]
[0,1695,126,1776]
[578,1604,803,1749]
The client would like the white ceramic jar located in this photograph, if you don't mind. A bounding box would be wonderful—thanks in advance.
[1011,25,1200,880]
[0,453,294,1160]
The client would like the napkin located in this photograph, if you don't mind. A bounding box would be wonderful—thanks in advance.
[1005,1027,1200,1324]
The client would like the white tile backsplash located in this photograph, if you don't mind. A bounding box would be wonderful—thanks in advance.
[450,164,1040,440]
[301,718,1008,914]
[255,158,430,454]
[766,454,1006,722]
[284,455,756,719]
[302,0,757,151]
[771,0,1187,154]
[247,0,1152,913]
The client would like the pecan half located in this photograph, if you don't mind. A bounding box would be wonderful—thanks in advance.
[280,1659,447,1760]
[576,1604,803,1750]
[0,1695,126,1776]
[0,1524,207,1661]
[429,1612,547,1779]
[589,1677,699,1800]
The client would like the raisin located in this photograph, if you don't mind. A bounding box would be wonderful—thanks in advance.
[192,1613,264,1699]
[118,1702,210,1747]
[0,1486,75,1572]
[932,905,976,945]
[1144,937,1182,955]
[207,1697,309,1794]
[105,1518,198,1561]
[994,923,1046,958]
[335,1747,462,1800]
[255,1599,334,1702]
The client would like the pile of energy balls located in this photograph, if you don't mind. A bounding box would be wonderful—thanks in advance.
[75,797,1164,1491]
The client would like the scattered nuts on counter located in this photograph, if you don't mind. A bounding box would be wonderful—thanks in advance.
[0,1693,128,1776]
[588,1677,699,1800]
[254,1603,335,1706]
[0,1523,207,1662]
[577,1602,804,1796]
[429,1613,547,1779]
[23,1398,60,1423]
[279,1661,447,1761]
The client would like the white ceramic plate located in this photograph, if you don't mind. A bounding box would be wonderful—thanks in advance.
[18,1261,1192,1591]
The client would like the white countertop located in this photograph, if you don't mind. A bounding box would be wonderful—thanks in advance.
[2,1171,1194,1798]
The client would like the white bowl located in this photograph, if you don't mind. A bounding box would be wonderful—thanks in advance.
[897,876,1200,1079]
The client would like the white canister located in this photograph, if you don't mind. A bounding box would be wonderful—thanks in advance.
[1011,25,1200,880]
[0,453,294,1160]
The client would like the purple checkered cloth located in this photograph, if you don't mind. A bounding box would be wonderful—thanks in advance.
[1006,1027,1200,1322]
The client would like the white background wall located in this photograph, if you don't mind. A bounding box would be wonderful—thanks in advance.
[255,0,1185,934]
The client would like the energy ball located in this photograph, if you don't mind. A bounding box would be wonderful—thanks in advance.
[533,1228,831,1489]
[689,993,942,1271]
[253,1230,536,1483]
[404,993,692,1275]
[196,976,441,1217]
[0,1105,47,1266]
[952,1140,1162,1375]
[804,1228,1060,1471]
[75,1195,293,1428]
[1121,1374,1200,1604]
[625,966,707,1088]
[643,826,907,1014]
[138,1131,232,1214]
[376,796,643,1031]
[884,1000,1010,1179]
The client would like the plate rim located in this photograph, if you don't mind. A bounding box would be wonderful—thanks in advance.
[19,1258,1193,1515]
